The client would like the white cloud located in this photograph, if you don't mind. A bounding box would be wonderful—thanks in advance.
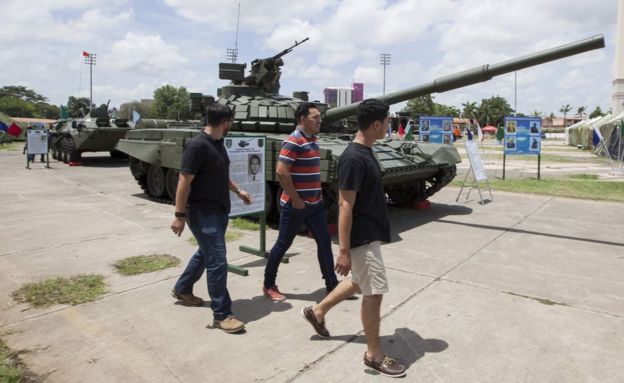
[105,33,187,75]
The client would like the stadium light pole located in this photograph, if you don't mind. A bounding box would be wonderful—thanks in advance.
[380,53,391,95]
[83,52,96,112]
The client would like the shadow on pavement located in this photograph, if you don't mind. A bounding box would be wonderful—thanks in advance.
[389,203,473,243]
[437,219,624,248]
[232,295,293,324]
[311,327,448,371]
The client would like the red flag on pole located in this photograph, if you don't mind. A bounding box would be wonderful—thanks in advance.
[82,51,90,57]
[7,123,23,137]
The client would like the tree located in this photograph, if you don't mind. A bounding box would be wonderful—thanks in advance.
[67,96,93,117]
[589,106,605,119]
[576,106,586,119]
[461,101,478,118]
[0,96,36,117]
[559,104,572,127]
[36,103,60,119]
[434,104,460,117]
[402,95,436,116]
[531,110,542,117]
[119,100,152,119]
[0,86,47,103]
[151,85,191,120]
[476,96,513,126]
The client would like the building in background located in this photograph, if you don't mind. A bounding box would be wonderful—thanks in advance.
[323,83,364,107]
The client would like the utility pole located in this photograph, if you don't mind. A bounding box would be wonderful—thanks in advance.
[83,51,96,112]
[380,53,391,95]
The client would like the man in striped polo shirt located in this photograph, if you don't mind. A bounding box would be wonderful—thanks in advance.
[262,102,339,301]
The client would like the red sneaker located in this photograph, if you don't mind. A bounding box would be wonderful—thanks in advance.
[263,286,286,302]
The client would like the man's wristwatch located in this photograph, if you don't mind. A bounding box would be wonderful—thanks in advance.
[174,211,186,218]
[233,188,242,195]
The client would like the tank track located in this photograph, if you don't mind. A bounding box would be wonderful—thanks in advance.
[421,165,457,199]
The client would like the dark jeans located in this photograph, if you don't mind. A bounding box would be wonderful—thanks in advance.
[264,200,338,291]
[174,208,232,321]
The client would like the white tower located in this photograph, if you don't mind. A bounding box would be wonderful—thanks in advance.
[614,0,624,114]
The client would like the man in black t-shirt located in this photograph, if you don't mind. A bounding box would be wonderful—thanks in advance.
[302,99,406,378]
[170,103,252,334]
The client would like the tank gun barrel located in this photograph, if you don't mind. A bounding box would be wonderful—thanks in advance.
[269,37,309,61]
[324,34,605,122]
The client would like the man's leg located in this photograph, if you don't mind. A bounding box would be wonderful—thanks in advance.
[361,294,384,362]
[174,247,206,294]
[263,203,305,289]
[312,278,359,322]
[305,201,339,291]
[187,211,232,320]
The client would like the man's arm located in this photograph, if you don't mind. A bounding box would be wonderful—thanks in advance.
[276,161,305,209]
[335,189,357,276]
[228,178,252,205]
[171,172,194,237]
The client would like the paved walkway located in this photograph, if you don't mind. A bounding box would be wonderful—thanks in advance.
[1,150,623,382]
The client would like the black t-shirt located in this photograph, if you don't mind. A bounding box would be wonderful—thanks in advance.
[338,142,391,248]
[180,131,231,213]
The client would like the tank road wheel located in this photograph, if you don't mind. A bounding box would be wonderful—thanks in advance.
[129,157,149,195]
[386,181,422,206]
[67,138,81,163]
[61,138,69,163]
[146,164,167,198]
[165,168,179,201]
[51,146,58,160]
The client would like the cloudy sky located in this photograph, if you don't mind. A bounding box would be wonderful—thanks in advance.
[1,0,619,116]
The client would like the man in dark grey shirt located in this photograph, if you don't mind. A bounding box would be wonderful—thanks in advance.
[302,99,406,378]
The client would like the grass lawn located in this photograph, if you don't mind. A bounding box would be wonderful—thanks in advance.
[113,254,180,276]
[453,174,624,202]
[11,275,106,307]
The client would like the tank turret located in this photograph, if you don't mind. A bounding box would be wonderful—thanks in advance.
[116,35,605,219]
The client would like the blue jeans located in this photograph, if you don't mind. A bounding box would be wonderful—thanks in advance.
[264,201,338,291]
[174,209,232,321]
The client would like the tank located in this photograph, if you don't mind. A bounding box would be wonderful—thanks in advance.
[50,105,133,164]
[116,35,605,219]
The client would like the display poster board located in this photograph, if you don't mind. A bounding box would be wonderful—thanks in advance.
[419,116,454,145]
[27,129,48,154]
[465,141,487,181]
[225,135,265,217]
[503,116,541,155]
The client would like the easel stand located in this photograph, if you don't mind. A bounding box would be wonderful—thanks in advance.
[457,141,493,205]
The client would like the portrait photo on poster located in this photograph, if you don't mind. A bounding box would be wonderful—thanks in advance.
[248,153,262,182]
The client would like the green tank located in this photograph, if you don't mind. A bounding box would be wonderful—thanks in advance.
[116,35,605,219]
[50,105,132,164]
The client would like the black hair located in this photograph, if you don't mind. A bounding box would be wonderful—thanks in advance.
[249,154,261,163]
[295,102,318,123]
[204,103,233,126]
[356,98,389,130]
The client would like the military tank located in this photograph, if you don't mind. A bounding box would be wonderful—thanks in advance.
[50,104,132,164]
[116,35,605,219]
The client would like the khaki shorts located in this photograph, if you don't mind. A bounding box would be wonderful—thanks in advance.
[350,241,388,296]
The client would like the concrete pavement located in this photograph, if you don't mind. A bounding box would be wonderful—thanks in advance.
[1,149,623,382]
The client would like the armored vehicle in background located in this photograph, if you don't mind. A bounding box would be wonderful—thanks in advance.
[50,105,132,164]
[116,35,605,219]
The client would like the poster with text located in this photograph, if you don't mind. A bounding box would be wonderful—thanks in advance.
[27,129,48,154]
[225,135,265,217]
[504,117,541,155]
[419,116,453,145]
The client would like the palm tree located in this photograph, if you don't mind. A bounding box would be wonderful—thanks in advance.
[576,106,586,119]
[559,104,572,128]
[531,110,542,117]
[461,101,478,119]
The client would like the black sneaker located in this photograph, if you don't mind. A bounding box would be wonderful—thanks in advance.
[363,354,406,378]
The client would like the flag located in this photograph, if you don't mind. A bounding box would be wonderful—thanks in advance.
[132,110,141,123]
[475,122,483,142]
[60,105,69,119]
[592,126,603,147]
[83,51,90,57]
[0,121,8,133]
[496,125,505,142]
[466,128,473,140]
[7,123,23,137]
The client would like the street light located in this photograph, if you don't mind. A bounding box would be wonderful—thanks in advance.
[380,53,391,95]
[83,51,96,112]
